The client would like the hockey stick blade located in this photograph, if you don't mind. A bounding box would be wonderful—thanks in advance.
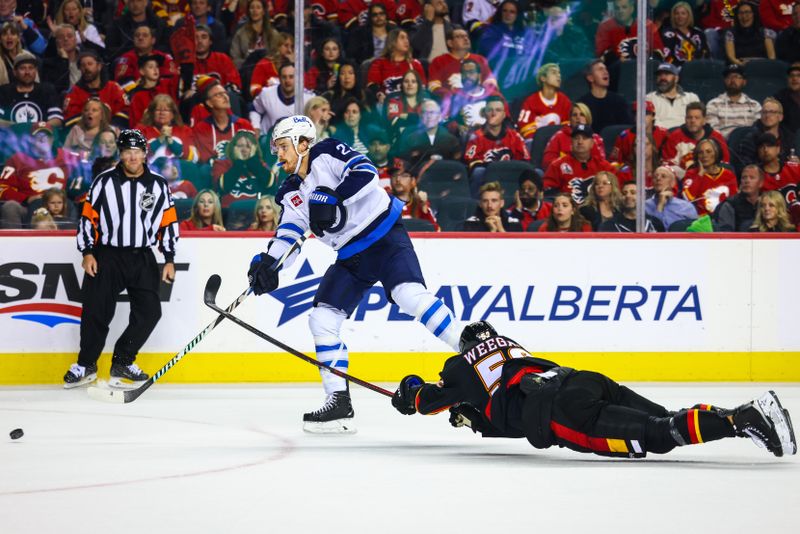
[204,274,223,308]
[203,287,393,397]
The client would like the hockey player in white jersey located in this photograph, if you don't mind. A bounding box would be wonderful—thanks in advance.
[248,115,461,433]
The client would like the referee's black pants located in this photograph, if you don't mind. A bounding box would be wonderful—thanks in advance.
[78,247,162,367]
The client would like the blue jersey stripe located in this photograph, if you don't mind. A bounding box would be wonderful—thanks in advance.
[278,222,304,235]
[433,314,452,337]
[420,299,443,326]
[336,197,403,260]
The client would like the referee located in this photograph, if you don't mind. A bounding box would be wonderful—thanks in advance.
[64,130,180,389]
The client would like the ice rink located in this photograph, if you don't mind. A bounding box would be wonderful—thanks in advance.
[1,383,798,533]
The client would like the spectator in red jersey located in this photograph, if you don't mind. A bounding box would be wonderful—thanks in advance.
[615,133,660,196]
[427,25,495,98]
[759,0,795,32]
[725,2,777,65]
[62,97,111,157]
[776,4,800,63]
[646,62,700,130]
[577,59,632,134]
[113,24,177,91]
[542,102,606,171]
[610,100,668,165]
[346,3,396,65]
[152,0,190,27]
[304,96,334,141]
[543,123,616,205]
[0,122,78,228]
[410,0,452,62]
[248,195,281,232]
[193,77,254,164]
[516,63,571,140]
[662,101,730,179]
[230,0,281,70]
[579,170,622,230]
[64,49,129,129]
[248,31,295,98]
[595,0,663,64]
[714,164,765,231]
[386,69,428,138]
[659,2,709,66]
[179,188,226,231]
[463,96,529,191]
[305,37,342,94]
[394,98,462,164]
[700,0,740,31]
[463,181,522,232]
[339,0,398,31]
[535,192,593,232]
[391,159,440,230]
[367,28,426,104]
[755,133,800,211]
[214,129,276,208]
[105,0,169,61]
[441,58,507,138]
[682,138,739,216]
[750,190,796,230]
[128,55,181,127]
[137,93,198,163]
[184,23,242,119]
[599,180,665,232]
[0,51,64,128]
[506,168,552,231]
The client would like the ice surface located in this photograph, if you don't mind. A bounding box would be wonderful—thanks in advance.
[1,384,798,533]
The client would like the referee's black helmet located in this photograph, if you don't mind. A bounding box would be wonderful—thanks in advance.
[117,129,148,153]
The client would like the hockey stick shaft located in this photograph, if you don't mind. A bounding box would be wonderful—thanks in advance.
[202,281,393,397]
[87,233,309,403]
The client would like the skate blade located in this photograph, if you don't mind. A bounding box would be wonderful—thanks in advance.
[63,374,97,389]
[108,377,146,390]
[759,391,797,456]
[303,419,357,435]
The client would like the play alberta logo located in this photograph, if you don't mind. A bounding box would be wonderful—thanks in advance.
[270,259,323,325]
[0,303,82,327]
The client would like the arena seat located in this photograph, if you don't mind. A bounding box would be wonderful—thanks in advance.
[679,59,725,102]
[529,124,562,170]
[600,124,632,158]
[726,125,756,176]
[743,59,789,103]
[416,160,471,202]
[615,59,660,103]
[527,219,546,232]
[431,195,476,231]
[482,160,537,203]
[402,217,437,232]
[174,198,194,222]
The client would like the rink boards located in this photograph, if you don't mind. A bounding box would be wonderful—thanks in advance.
[1,232,799,383]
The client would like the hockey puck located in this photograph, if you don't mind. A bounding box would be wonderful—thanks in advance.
[9,428,23,440]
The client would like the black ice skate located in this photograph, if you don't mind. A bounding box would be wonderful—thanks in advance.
[303,390,356,434]
[733,391,797,457]
[109,363,149,390]
[63,363,97,389]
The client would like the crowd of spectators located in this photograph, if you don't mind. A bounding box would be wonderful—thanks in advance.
[0,0,798,233]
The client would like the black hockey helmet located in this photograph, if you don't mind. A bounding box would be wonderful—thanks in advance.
[459,321,498,352]
[117,129,148,154]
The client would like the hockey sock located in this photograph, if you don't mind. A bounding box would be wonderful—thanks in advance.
[668,409,736,447]
[391,282,460,351]
[309,304,348,395]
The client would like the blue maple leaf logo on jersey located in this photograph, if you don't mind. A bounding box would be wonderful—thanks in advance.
[269,259,322,325]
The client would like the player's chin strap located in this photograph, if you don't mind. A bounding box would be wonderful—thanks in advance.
[293,145,311,174]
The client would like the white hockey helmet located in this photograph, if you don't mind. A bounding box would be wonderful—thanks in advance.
[271,115,317,155]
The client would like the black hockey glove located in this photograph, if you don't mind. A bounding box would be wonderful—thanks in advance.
[248,253,279,295]
[391,374,424,415]
[449,403,484,433]
[308,186,342,237]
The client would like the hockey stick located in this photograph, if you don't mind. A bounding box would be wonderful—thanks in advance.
[202,276,393,397]
[87,232,309,404]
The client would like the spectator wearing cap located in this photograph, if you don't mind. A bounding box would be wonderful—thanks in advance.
[390,160,440,231]
[599,180,665,232]
[394,99,461,165]
[658,2,710,66]
[0,122,78,228]
[646,62,700,130]
[774,63,800,134]
[427,25,496,99]
[737,96,795,166]
[441,58,508,138]
[542,102,607,171]
[105,0,169,60]
[610,100,669,165]
[705,64,762,138]
[755,132,800,203]
[595,0,663,64]
[192,77,254,164]
[41,24,82,96]
[543,123,615,205]
[0,0,46,55]
[0,51,63,128]
[128,54,180,127]
[776,3,800,63]
[577,59,632,135]
[173,0,228,53]
[463,181,523,232]
[713,164,765,231]
[645,165,698,229]
[759,0,794,32]
[516,63,571,140]
[113,24,177,90]
[681,137,739,216]
[251,63,313,134]
[724,2,776,66]
[506,169,552,231]
[63,49,130,129]
[662,102,731,179]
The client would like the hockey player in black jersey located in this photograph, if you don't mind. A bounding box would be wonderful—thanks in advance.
[391,322,797,458]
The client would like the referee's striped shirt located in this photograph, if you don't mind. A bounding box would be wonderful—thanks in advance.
[77,164,179,261]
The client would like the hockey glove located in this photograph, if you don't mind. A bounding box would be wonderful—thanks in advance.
[391,374,424,415]
[248,253,279,295]
[308,186,342,237]
[449,403,484,433]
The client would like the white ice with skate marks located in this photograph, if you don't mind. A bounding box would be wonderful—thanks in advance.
[1,384,799,534]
